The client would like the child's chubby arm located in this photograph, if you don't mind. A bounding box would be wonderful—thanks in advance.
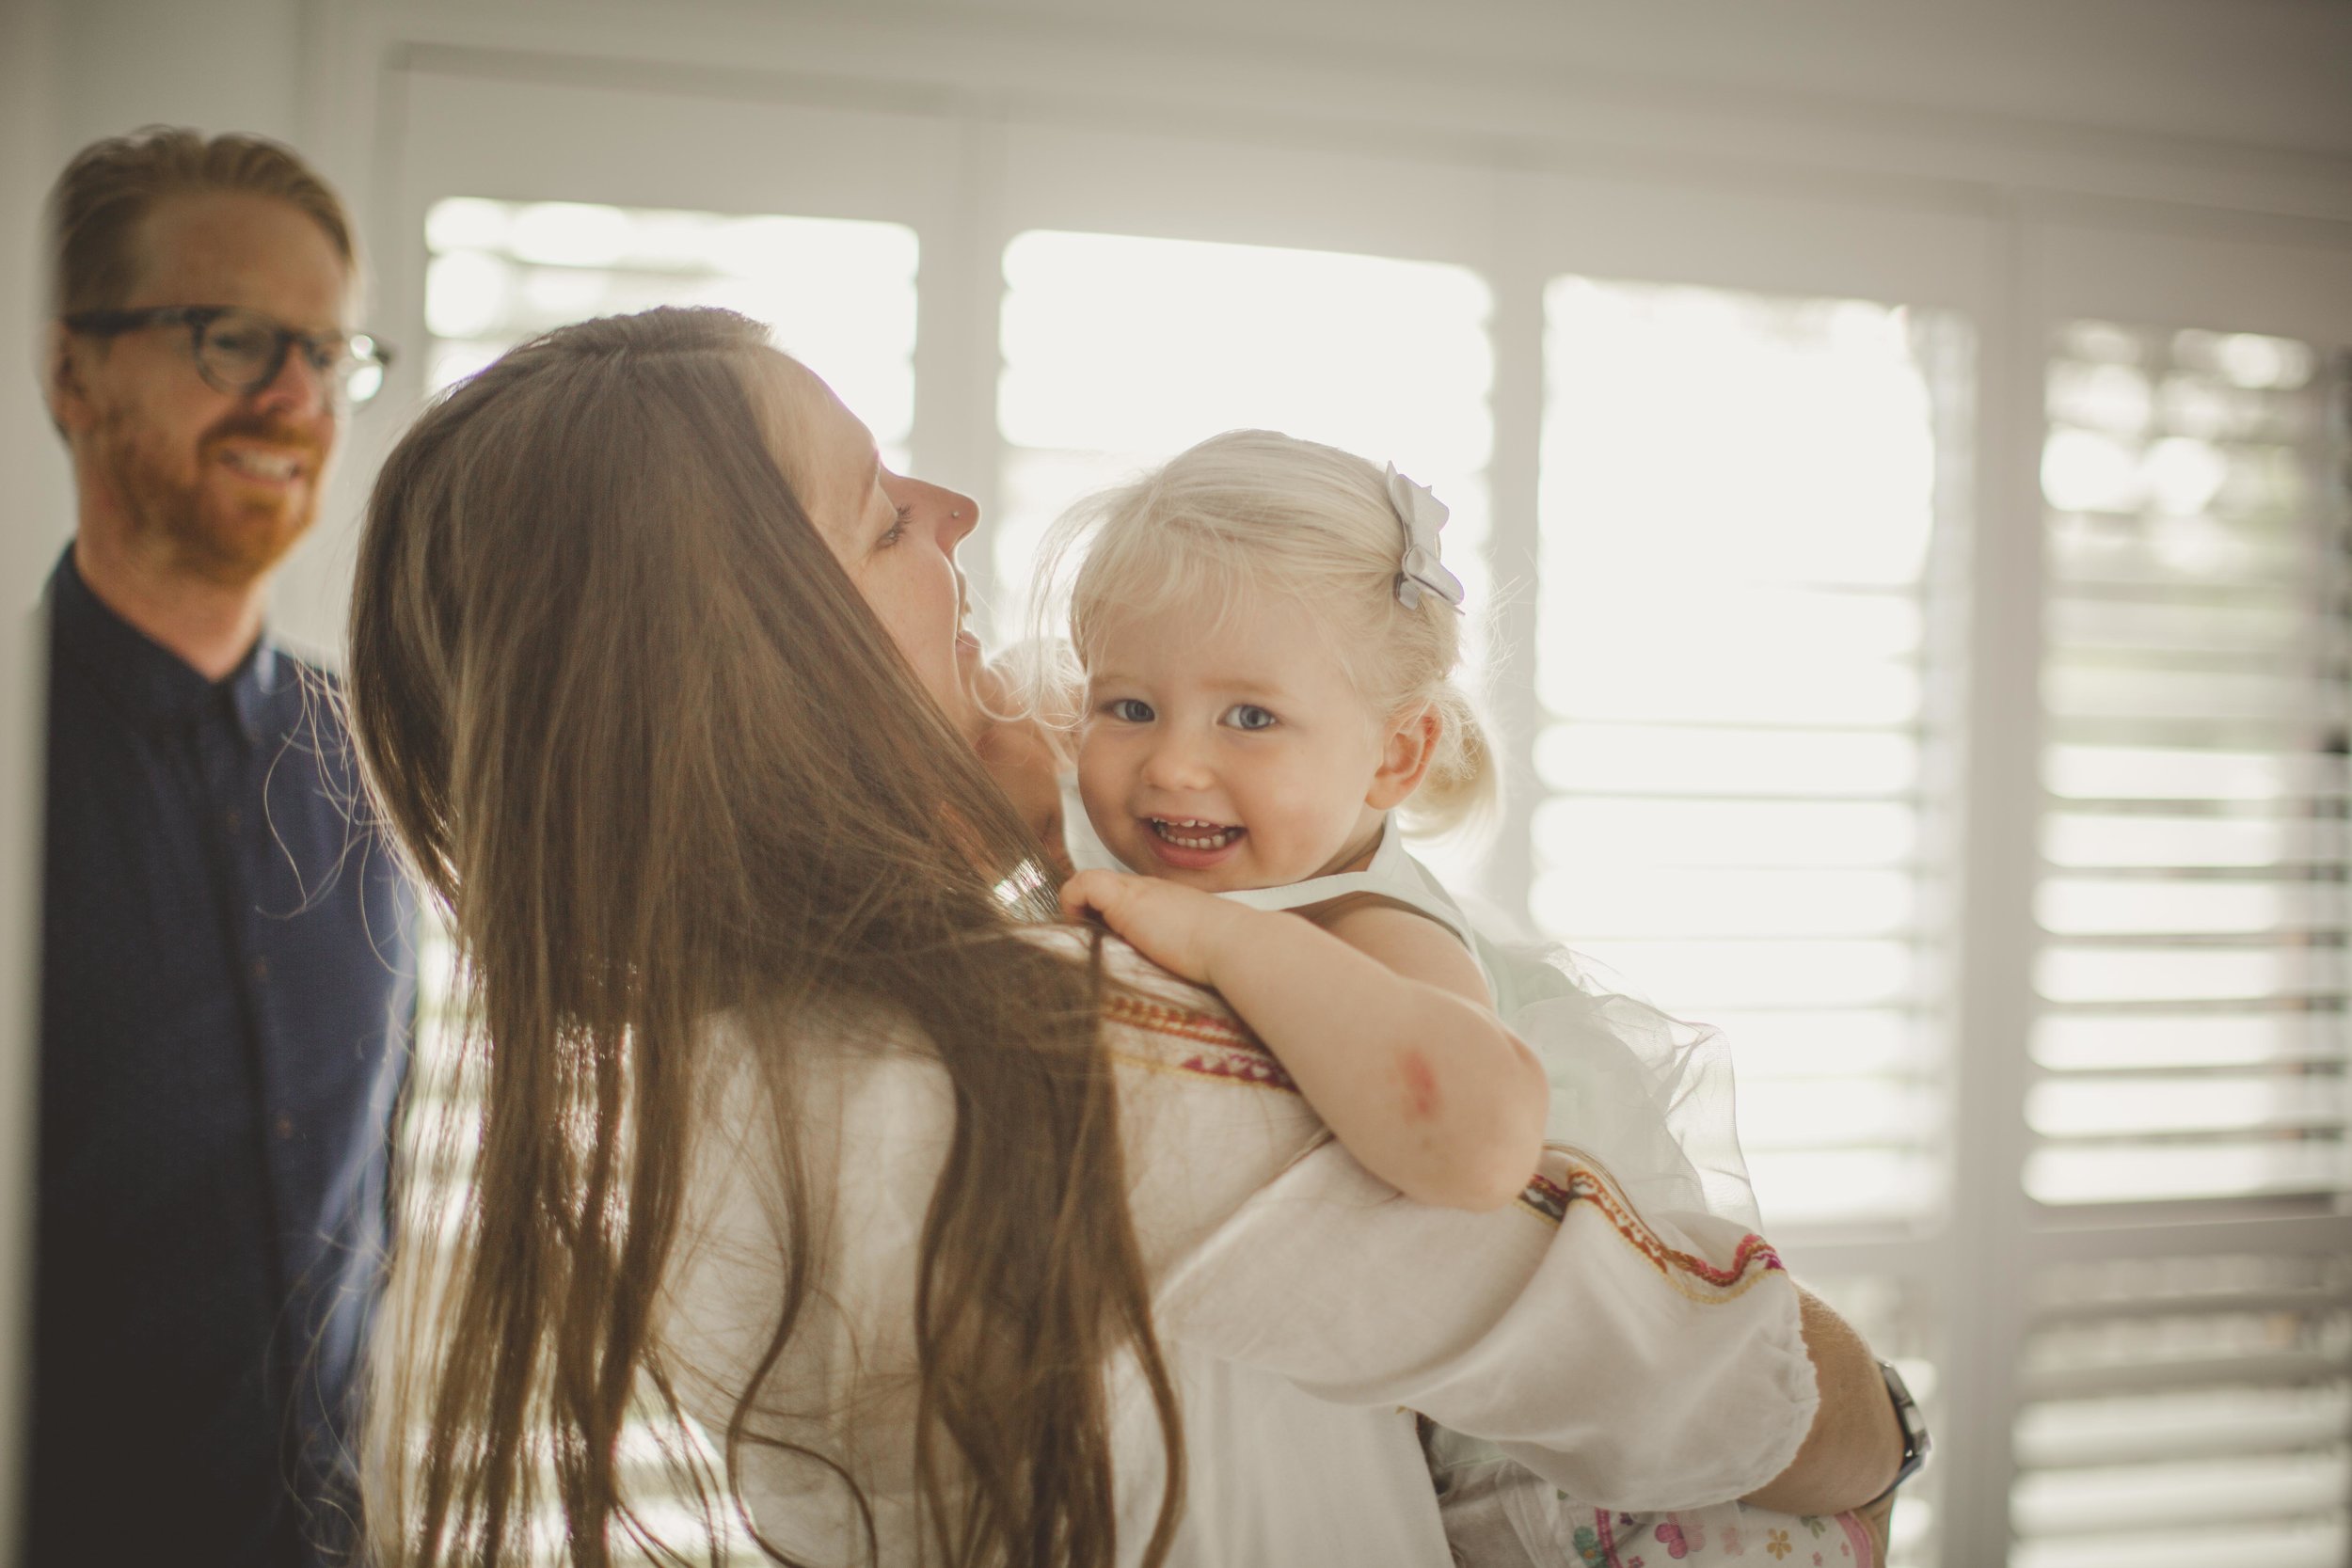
[1061,869,1549,1211]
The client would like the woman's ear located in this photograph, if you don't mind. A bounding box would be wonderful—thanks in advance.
[1366,704,1441,811]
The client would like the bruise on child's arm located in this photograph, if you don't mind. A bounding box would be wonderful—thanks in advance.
[1311,897,1545,1196]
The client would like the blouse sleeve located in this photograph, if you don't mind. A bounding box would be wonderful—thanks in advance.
[1103,954,1819,1514]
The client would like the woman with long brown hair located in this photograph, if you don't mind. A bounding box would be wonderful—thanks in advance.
[350,307,1904,1568]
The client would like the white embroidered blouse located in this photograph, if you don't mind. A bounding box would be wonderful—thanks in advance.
[657,938,1817,1568]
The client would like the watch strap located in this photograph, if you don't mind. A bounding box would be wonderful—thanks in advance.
[1865,1358,1930,1508]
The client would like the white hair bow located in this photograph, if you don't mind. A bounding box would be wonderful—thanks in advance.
[1385,464,1466,613]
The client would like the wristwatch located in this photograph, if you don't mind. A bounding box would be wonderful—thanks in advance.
[1867,1359,1931,1506]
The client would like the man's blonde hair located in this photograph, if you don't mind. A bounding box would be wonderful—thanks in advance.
[47,125,355,316]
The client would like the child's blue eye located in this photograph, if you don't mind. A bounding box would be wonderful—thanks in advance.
[1106,698,1155,723]
[1224,704,1277,731]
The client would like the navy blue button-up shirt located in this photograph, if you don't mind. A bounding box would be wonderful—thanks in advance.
[30,550,414,1568]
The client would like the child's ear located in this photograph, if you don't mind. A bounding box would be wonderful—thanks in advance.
[1366,704,1441,812]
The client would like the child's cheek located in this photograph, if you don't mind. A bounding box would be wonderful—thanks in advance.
[1073,743,1127,832]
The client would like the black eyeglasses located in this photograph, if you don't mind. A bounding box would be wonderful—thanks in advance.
[61,305,396,405]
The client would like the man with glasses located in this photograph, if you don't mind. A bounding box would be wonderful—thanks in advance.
[31,128,410,1567]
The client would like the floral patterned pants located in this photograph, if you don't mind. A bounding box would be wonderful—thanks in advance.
[1430,1438,1875,1568]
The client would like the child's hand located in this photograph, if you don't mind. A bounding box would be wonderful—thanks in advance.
[1059,869,1250,986]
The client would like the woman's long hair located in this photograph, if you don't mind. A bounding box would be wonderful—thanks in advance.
[350,309,1183,1567]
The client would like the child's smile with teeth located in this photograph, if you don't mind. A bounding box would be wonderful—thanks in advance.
[1150,817,1243,851]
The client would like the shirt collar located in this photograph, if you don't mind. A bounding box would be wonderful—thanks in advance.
[47,547,280,744]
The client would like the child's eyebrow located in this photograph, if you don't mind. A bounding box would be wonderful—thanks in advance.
[1088,667,1293,701]
[1202,674,1296,702]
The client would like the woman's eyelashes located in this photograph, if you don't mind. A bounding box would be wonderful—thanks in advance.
[878,503,912,548]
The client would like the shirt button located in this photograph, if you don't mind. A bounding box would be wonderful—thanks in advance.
[252,956,270,983]
[274,1114,294,1141]
[225,808,242,833]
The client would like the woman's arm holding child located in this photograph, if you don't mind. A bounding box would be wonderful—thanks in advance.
[1063,869,1549,1210]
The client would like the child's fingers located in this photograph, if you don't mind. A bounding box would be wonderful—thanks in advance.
[1058,868,1125,924]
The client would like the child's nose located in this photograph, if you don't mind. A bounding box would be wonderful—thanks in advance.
[1140,732,1213,791]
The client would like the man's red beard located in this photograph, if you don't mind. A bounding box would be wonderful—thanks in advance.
[96,404,329,588]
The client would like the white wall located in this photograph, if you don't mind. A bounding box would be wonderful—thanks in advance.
[54,0,304,150]
[789,0,2352,156]
[0,0,63,1556]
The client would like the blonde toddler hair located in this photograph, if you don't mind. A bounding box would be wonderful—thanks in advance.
[1035,428,1498,838]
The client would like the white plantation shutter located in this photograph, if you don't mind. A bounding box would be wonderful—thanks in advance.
[2030,320,2350,1208]
[1535,277,1970,1568]
[2010,1243,2352,1568]
[1535,279,1969,1236]
[2009,221,2352,1566]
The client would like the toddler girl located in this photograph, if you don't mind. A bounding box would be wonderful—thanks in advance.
[1032,429,1879,1567]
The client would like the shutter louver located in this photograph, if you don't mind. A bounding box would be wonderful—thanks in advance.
[2010,1250,2352,1568]
[2013,322,2352,1566]
[2030,323,2349,1204]
[1537,278,1969,1235]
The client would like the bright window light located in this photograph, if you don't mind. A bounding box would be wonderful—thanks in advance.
[1537,277,1967,1232]
[422,198,917,469]
[991,230,1494,658]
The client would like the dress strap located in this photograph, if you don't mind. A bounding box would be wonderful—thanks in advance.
[1218,873,1381,912]
[1218,827,1485,963]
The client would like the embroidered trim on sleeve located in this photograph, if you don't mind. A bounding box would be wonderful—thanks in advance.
[1104,993,1301,1095]
[1518,1164,1785,1303]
